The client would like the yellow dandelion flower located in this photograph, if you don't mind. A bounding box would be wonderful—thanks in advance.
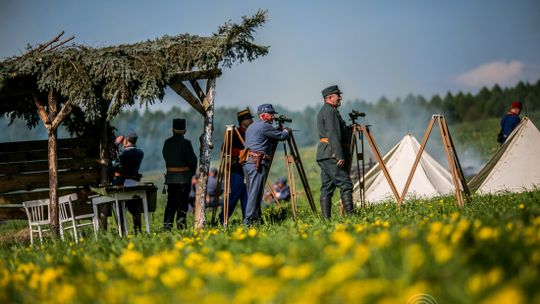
[247,228,257,237]
[96,271,107,283]
[55,283,76,304]
[481,286,524,304]
[279,263,313,280]
[160,268,187,288]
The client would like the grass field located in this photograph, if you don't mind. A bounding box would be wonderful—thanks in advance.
[1,190,539,303]
[1,115,539,303]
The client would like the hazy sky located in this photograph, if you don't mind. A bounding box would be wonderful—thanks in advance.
[1,0,539,111]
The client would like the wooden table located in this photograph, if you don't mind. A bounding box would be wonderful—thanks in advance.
[91,184,154,236]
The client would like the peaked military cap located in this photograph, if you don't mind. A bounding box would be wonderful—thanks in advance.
[257,103,278,115]
[237,107,254,123]
[125,131,138,143]
[322,85,343,98]
[173,118,186,130]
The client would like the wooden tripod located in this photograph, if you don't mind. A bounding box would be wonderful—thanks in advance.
[349,124,401,206]
[281,133,318,219]
[399,114,469,207]
[211,125,281,227]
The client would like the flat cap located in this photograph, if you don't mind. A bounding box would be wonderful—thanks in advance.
[322,85,343,98]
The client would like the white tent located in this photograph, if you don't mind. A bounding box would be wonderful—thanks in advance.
[468,117,540,194]
[353,134,454,204]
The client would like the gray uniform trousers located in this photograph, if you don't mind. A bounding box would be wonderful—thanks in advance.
[243,161,270,226]
[318,158,353,198]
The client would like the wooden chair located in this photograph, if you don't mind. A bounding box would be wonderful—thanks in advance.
[22,198,51,245]
[58,193,96,243]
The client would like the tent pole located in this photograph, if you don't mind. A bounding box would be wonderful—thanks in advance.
[399,116,436,203]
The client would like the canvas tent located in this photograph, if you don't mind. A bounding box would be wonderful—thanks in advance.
[468,117,540,194]
[353,134,454,204]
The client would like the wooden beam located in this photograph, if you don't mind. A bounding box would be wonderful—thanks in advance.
[169,80,205,116]
[172,69,222,82]
[33,93,51,129]
[50,100,73,131]
[0,169,101,193]
[189,80,206,101]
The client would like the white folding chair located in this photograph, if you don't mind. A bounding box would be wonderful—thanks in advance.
[58,193,97,243]
[22,198,51,245]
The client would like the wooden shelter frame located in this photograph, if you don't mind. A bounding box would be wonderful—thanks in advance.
[0,11,268,232]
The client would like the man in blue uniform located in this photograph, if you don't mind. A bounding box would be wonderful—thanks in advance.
[219,108,253,224]
[316,85,354,219]
[162,118,198,230]
[111,132,145,232]
[243,104,290,226]
[498,101,522,144]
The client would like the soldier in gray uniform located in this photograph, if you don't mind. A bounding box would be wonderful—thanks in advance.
[243,104,290,226]
[316,85,354,219]
[162,118,198,230]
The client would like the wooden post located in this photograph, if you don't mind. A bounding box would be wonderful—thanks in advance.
[194,78,216,229]
[33,90,74,235]
[98,102,110,186]
[47,91,59,235]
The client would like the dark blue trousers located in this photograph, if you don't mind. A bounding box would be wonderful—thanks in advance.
[243,161,269,226]
[219,170,247,223]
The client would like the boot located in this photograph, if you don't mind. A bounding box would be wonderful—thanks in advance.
[341,193,354,215]
[320,196,332,219]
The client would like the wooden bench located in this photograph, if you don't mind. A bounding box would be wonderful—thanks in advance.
[0,138,101,220]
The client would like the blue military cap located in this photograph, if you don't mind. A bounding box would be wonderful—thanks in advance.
[257,103,278,115]
[276,176,287,185]
[322,85,343,98]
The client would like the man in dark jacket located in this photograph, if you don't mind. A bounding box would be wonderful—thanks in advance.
[499,101,522,144]
[111,132,144,232]
[316,85,354,219]
[244,104,290,226]
[162,118,198,230]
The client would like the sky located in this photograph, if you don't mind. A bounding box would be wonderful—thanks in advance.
[1,0,540,111]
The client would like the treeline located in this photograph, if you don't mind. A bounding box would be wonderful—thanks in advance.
[2,80,539,172]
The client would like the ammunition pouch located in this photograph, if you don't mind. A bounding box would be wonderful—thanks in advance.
[249,151,272,171]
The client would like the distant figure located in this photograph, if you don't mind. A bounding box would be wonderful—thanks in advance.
[219,108,254,224]
[206,167,220,207]
[188,175,198,212]
[498,101,522,144]
[163,118,198,230]
[112,131,144,232]
[273,176,291,201]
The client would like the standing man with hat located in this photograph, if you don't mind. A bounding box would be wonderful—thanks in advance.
[498,101,523,144]
[110,131,145,232]
[243,104,290,226]
[162,118,198,230]
[219,107,254,224]
[316,85,354,219]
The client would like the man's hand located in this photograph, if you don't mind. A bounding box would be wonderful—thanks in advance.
[337,159,345,167]
[115,135,124,145]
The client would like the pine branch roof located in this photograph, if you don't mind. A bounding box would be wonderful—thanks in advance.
[0,10,268,124]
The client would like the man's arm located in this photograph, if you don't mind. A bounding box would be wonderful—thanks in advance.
[262,123,290,141]
[326,110,344,161]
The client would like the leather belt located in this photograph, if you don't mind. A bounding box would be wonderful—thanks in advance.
[167,166,190,173]
[320,137,350,148]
